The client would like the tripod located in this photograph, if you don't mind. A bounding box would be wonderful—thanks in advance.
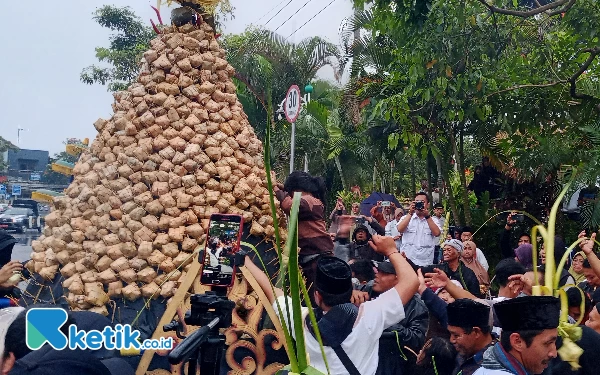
[166,288,235,375]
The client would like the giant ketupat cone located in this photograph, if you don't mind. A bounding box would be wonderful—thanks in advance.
[28,18,285,315]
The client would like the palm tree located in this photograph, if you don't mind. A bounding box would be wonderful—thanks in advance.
[222,28,344,126]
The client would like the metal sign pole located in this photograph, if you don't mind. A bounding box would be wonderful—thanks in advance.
[283,85,301,175]
[290,121,296,174]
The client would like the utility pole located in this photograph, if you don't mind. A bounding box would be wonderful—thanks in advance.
[17,127,24,145]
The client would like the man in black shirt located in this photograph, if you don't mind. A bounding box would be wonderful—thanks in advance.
[353,260,429,375]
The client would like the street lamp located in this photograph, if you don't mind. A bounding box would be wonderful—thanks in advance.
[275,83,313,174]
[17,127,25,145]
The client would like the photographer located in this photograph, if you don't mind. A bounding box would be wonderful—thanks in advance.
[397,193,441,266]
[370,201,396,227]
[243,236,419,375]
[499,212,531,260]
[333,216,384,262]
[328,199,347,236]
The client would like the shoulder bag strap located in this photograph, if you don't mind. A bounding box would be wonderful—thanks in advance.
[332,345,361,375]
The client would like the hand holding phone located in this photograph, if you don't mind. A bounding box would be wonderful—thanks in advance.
[200,214,244,287]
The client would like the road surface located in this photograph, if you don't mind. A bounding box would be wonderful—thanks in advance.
[11,230,40,263]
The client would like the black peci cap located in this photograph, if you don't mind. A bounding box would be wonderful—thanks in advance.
[493,296,560,331]
[447,299,491,330]
[315,256,353,295]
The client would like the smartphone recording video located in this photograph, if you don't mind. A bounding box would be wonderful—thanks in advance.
[200,214,243,287]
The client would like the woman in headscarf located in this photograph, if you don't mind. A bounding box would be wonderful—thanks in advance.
[514,243,534,269]
[461,240,490,294]
[570,251,587,284]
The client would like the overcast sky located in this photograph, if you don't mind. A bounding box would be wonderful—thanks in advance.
[0,0,352,156]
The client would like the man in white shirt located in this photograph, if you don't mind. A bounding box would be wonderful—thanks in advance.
[242,236,419,375]
[384,208,404,251]
[397,192,442,266]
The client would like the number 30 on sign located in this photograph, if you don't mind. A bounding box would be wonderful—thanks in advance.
[284,85,301,123]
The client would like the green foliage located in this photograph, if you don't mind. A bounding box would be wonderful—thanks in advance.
[80,6,155,92]
[0,136,18,171]
[336,190,368,210]
[449,170,477,209]
[346,0,600,226]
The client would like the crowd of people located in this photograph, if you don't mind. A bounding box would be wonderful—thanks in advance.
[271,171,600,375]
[0,169,599,375]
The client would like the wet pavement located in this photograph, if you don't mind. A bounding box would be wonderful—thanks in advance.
[10,230,40,263]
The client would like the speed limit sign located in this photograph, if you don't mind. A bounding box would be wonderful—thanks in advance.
[284,85,301,123]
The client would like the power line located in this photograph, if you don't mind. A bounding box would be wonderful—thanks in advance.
[263,0,294,26]
[256,0,289,23]
[227,0,294,61]
[273,0,318,33]
[285,0,339,41]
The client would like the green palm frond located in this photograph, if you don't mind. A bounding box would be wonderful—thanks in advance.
[579,201,600,231]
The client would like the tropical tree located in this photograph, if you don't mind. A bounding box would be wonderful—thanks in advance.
[347,0,600,226]
[80,5,155,92]
[0,136,18,171]
[222,28,343,128]
[81,4,235,92]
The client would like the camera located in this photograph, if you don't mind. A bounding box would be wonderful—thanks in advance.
[381,201,391,207]
[513,213,524,222]
[185,291,235,328]
[166,290,235,373]
[355,217,366,224]
[414,201,425,211]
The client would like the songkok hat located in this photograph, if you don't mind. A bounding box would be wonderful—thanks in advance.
[315,256,353,296]
[447,299,490,330]
[493,296,560,331]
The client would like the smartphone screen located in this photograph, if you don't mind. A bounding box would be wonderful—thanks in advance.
[200,214,243,287]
